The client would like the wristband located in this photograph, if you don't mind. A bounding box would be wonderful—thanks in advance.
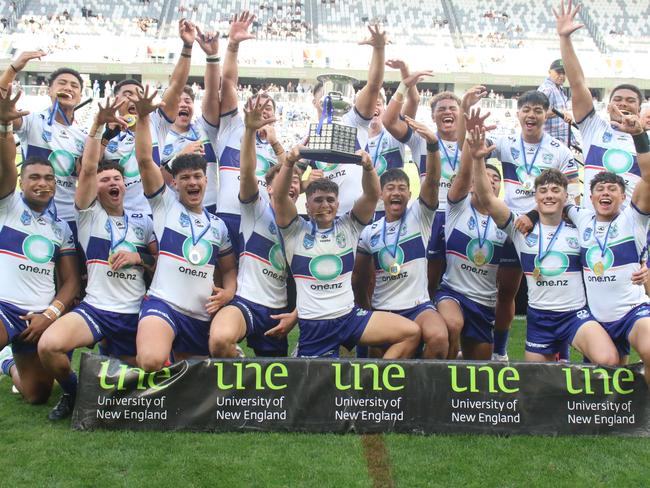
[42,310,57,322]
[183,43,193,49]
[632,131,650,154]
[9,64,17,72]
[180,53,191,59]
[0,123,13,134]
[525,209,540,225]
[393,81,407,102]
[206,55,221,63]
[426,141,439,153]
[47,304,62,318]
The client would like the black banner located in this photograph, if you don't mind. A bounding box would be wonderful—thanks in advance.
[72,353,650,435]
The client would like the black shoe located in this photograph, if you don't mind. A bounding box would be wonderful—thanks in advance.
[48,393,76,421]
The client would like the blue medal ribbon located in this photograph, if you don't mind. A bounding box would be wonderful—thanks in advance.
[470,205,491,251]
[371,130,386,167]
[437,134,459,172]
[537,220,564,264]
[180,124,200,142]
[189,209,212,246]
[108,213,129,252]
[520,134,544,177]
[382,208,407,259]
[43,99,71,142]
[315,95,333,136]
[591,216,615,257]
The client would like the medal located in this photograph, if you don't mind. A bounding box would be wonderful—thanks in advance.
[438,133,459,173]
[519,135,544,192]
[186,208,211,265]
[188,246,202,265]
[125,114,138,128]
[389,262,401,276]
[382,209,407,276]
[108,253,115,265]
[522,177,534,192]
[594,261,604,277]
[533,267,541,280]
[474,250,486,267]
[107,214,129,262]
[470,206,492,268]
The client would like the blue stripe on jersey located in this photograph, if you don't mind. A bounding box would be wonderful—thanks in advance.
[501,161,519,181]
[291,250,355,278]
[520,251,581,273]
[580,239,639,267]
[0,226,60,260]
[447,229,503,265]
[382,148,403,169]
[220,146,241,169]
[204,142,217,163]
[244,231,276,259]
[159,227,220,265]
[85,236,147,260]
[584,145,640,176]
[371,235,425,271]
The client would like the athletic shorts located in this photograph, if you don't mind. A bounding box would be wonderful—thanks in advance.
[498,238,520,267]
[228,295,289,356]
[216,212,242,258]
[0,300,38,353]
[435,285,495,344]
[426,210,446,260]
[139,295,210,356]
[601,303,650,357]
[298,306,373,358]
[74,301,139,357]
[377,301,436,321]
[526,305,594,355]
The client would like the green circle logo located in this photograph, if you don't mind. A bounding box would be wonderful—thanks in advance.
[23,235,55,264]
[256,154,272,177]
[110,242,137,268]
[182,237,213,266]
[309,255,343,281]
[534,251,569,277]
[466,239,494,266]
[374,155,388,176]
[603,148,633,174]
[378,246,404,273]
[441,156,458,180]
[585,246,614,272]
[316,161,338,172]
[119,149,141,178]
[268,243,286,271]
[49,150,76,177]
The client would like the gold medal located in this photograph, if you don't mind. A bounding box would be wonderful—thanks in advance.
[522,179,534,192]
[533,267,541,280]
[474,250,486,267]
[594,261,604,277]
[108,253,115,265]
[389,262,401,276]
[125,114,138,128]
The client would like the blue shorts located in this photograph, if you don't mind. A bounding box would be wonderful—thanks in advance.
[377,301,436,321]
[228,295,289,356]
[74,301,139,357]
[601,303,650,357]
[435,285,495,344]
[0,300,38,353]
[526,306,594,355]
[499,238,520,267]
[216,212,242,258]
[298,306,373,358]
[426,210,446,260]
[139,295,210,356]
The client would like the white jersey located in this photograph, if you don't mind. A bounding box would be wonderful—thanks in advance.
[161,116,220,209]
[216,109,278,216]
[416,136,460,212]
[567,204,649,322]
[77,202,155,314]
[280,212,366,320]
[578,110,640,210]
[147,186,232,320]
[358,199,434,310]
[490,133,578,213]
[104,110,173,214]
[237,195,288,308]
[442,196,509,308]
[503,214,585,311]
[16,108,87,221]
[310,108,370,215]
[0,192,75,310]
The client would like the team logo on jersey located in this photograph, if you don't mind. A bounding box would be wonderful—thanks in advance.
[268,243,286,271]
[603,148,633,174]
[20,210,32,226]
[309,254,343,281]
[583,227,593,241]
[181,237,213,266]
[303,233,315,249]
[565,237,579,250]
[268,221,277,235]
[510,148,520,160]
[636,308,650,317]
[370,233,380,247]
[133,226,145,241]
[75,141,85,154]
[496,229,506,241]
[107,141,118,153]
[211,227,221,241]
[609,223,619,239]
[163,144,174,156]
[543,153,553,165]
[602,132,613,143]
[378,246,405,274]
[356,309,369,317]
[22,235,55,264]
[525,233,538,247]
[179,213,191,228]
[466,239,494,267]
[255,154,272,177]
[49,150,77,177]
[585,245,614,274]
[534,251,569,277]
[52,225,63,241]
[468,216,477,230]
[336,233,347,249]
[576,309,590,320]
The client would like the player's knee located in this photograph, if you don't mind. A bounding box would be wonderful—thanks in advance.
[591,349,619,367]
[403,320,421,343]
[136,351,167,372]
[21,383,52,405]
[37,332,65,359]
[423,323,448,349]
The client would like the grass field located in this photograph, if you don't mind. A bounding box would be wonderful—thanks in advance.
[1,318,649,488]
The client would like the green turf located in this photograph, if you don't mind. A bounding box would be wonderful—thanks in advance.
[0,318,645,487]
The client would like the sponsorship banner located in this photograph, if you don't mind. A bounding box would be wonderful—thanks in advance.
[73,354,650,435]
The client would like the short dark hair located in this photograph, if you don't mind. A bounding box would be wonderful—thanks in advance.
[380,168,410,189]
[182,85,195,101]
[430,91,461,112]
[264,164,302,186]
[97,160,124,176]
[170,154,206,177]
[485,163,502,180]
[48,68,83,88]
[590,171,626,193]
[517,90,549,110]
[534,168,568,189]
[306,177,338,198]
[21,156,53,172]
[610,84,643,106]
[114,79,143,95]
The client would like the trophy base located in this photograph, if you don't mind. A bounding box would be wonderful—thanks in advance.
[299,149,362,165]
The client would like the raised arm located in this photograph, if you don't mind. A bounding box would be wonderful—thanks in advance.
[355,24,388,119]
[0,88,28,197]
[274,147,301,227]
[554,0,592,123]
[161,19,196,120]
[457,85,489,147]
[351,151,380,223]
[467,127,511,227]
[240,96,277,201]
[133,87,166,195]
[404,116,440,209]
[382,69,433,142]
[196,25,221,126]
[0,50,45,94]
[76,98,127,209]
[221,11,255,115]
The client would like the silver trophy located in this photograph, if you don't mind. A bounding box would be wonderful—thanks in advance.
[300,74,362,165]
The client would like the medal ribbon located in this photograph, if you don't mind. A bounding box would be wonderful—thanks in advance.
[47,99,72,127]
[315,95,333,136]
[108,213,129,252]
[382,208,408,259]
[520,134,544,176]
[591,216,615,258]
[537,220,564,264]
[437,134,459,172]
[189,209,212,246]
[470,205,491,250]
[182,125,200,142]
[372,130,386,168]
